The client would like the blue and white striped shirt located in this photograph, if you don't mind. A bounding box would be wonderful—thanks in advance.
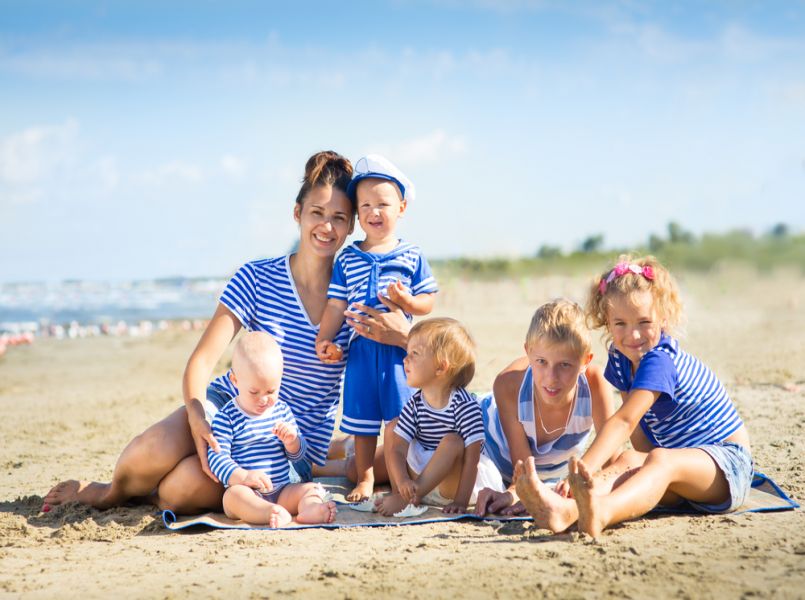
[328,240,438,323]
[209,256,351,466]
[394,388,485,451]
[481,370,594,483]
[604,333,743,449]
[208,398,306,488]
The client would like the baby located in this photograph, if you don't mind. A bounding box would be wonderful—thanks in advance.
[207,331,337,527]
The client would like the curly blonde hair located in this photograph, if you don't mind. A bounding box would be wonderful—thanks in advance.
[586,254,683,343]
[525,299,591,358]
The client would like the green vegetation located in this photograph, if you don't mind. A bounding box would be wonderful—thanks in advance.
[432,222,805,280]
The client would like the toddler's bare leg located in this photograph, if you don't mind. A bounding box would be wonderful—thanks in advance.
[222,485,292,528]
[281,483,337,524]
[412,433,464,501]
[346,435,377,501]
[44,407,196,509]
[311,436,356,477]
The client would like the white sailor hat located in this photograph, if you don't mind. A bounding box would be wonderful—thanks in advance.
[346,154,416,203]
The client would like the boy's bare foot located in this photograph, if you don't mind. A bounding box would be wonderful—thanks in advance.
[514,458,578,533]
[43,480,113,509]
[376,493,409,517]
[262,504,293,528]
[346,479,374,502]
[297,500,337,524]
[568,456,607,538]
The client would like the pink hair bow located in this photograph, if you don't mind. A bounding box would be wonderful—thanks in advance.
[598,263,655,294]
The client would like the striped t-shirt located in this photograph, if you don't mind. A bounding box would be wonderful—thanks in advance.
[209,256,351,466]
[481,369,594,483]
[394,388,485,450]
[208,398,305,489]
[604,333,743,448]
[328,240,438,320]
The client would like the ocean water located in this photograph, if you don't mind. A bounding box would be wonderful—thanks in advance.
[0,278,227,332]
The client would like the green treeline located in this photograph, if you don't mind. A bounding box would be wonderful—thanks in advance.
[432,222,804,279]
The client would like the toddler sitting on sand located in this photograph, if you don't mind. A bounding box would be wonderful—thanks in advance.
[377,318,503,516]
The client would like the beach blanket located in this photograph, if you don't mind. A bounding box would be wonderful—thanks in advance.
[162,472,797,531]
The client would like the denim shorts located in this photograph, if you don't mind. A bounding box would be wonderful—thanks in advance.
[205,386,313,484]
[689,441,753,514]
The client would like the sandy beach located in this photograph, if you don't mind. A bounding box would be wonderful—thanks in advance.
[1,268,804,599]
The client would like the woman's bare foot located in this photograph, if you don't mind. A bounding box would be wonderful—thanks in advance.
[346,479,374,502]
[568,456,607,538]
[376,493,409,517]
[43,480,113,509]
[297,500,337,524]
[261,504,293,528]
[514,458,579,533]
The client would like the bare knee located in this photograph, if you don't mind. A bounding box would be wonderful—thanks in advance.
[615,449,647,469]
[221,485,250,519]
[122,410,192,473]
[439,433,464,456]
[157,457,223,514]
[645,448,676,471]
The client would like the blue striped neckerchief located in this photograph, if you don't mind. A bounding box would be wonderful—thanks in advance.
[344,240,412,305]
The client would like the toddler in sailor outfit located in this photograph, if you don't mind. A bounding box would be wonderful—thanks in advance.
[315,155,438,502]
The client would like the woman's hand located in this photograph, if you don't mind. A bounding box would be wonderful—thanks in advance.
[344,295,411,349]
[187,409,220,482]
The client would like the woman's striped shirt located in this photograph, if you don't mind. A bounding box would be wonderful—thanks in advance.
[480,369,594,483]
[207,398,305,489]
[394,388,485,451]
[209,256,351,466]
[604,333,743,449]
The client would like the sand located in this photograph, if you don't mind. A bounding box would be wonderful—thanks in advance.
[1,268,804,599]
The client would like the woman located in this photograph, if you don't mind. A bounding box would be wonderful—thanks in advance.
[44,151,410,514]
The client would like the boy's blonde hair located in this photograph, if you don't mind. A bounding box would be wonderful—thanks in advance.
[525,299,591,358]
[586,254,683,343]
[409,318,476,389]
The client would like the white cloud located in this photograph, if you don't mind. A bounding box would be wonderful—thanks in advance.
[220,155,248,179]
[381,130,469,166]
[91,157,120,190]
[0,119,79,185]
[0,46,163,82]
[141,161,204,185]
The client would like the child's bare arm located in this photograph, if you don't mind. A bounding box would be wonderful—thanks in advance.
[315,298,348,362]
[388,434,416,500]
[444,441,481,514]
[582,388,659,472]
[228,468,274,491]
[385,281,436,316]
[586,364,619,466]
[273,422,301,456]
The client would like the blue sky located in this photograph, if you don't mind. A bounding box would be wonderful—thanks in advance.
[1,1,804,282]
